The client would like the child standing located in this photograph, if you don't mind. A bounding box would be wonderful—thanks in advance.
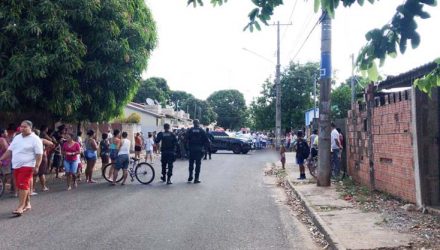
[295,130,310,180]
[280,145,286,169]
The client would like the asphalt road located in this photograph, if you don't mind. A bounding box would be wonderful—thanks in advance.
[0,150,316,250]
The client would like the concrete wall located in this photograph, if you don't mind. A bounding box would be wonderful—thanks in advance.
[347,89,416,203]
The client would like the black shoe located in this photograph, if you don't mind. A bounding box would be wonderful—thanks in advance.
[297,174,306,180]
[203,158,207,160]
[160,176,166,182]
[194,180,201,184]
[167,180,173,185]
[188,176,193,182]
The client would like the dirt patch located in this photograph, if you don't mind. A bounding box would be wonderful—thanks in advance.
[267,165,330,249]
[336,177,440,249]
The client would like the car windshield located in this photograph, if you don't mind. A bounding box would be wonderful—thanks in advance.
[211,131,229,137]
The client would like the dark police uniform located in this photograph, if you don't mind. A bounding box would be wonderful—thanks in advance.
[204,132,214,160]
[185,126,209,182]
[155,130,178,184]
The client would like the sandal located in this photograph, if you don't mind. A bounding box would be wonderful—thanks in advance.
[12,210,23,216]
[23,206,32,213]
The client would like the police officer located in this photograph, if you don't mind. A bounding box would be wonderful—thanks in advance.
[185,119,209,183]
[203,128,214,160]
[155,123,178,185]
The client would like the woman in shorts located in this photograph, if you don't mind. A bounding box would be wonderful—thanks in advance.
[144,132,154,164]
[62,134,81,190]
[84,130,98,183]
[108,130,120,180]
[100,133,110,165]
[112,132,130,185]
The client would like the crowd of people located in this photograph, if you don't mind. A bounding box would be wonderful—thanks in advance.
[281,122,345,180]
[0,119,215,216]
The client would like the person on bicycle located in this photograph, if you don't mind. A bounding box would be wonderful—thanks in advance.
[294,130,310,180]
[155,123,178,185]
[310,129,318,159]
[185,119,209,184]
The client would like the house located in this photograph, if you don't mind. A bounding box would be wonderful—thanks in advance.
[123,102,164,134]
[123,102,193,134]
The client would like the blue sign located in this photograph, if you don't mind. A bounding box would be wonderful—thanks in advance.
[320,53,332,79]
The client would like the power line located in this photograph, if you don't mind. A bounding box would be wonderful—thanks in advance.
[285,10,316,58]
[289,15,323,62]
[280,0,299,41]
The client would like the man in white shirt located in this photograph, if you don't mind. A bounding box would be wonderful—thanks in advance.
[331,122,342,178]
[0,120,43,216]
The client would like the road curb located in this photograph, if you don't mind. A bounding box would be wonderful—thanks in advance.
[285,178,344,250]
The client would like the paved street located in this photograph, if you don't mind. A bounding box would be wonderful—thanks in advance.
[0,150,316,250]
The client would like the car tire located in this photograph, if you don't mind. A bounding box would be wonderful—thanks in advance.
[232,145,241,154]
[241,150,249,154]
[211,150,218,153]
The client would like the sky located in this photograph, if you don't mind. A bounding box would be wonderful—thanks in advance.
[143,0,440,104]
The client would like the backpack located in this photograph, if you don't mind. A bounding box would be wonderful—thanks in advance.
[297,140,310,159]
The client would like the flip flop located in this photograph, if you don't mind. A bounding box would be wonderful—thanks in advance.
[23,207,31,213]
[12,210,23,216]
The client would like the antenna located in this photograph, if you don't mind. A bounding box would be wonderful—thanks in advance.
[146,98,155,105]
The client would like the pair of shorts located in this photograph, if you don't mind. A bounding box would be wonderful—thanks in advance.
[296,157,305,165]
[109,149,118,160]
[13,167,33,190]
[146,150,152,154]
[115,154,129,170]
[37,154,48,177]
[64,160,79,173]
[52,154,63,168]
[1,162,11,175]
[135,145,142,152]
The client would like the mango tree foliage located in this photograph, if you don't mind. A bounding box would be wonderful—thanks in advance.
[249,62,319,131]
[0,0,157,122]
[207,89,247,130]
[133,77,171,106]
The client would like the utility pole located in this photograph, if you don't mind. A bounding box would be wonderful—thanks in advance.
[194,103,197,120]
[313,76,318,120]
[271,21,291,150]
[317,11,332,187]
[351,53,355,104]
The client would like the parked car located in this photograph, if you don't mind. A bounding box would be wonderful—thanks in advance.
[209,131,252,154]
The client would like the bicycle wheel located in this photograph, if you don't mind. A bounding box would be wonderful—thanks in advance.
[308,158,317,178]
[135,162,155,185]
[0,175,5,198]
[102,163,123,183]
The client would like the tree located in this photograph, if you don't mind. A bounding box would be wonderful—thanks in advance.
[0,0,157,122]
[250,62,319,131]
[133,77,171,106]
[207,89,247,130]
[187,0,440,93]
[169,90,195,110]
[183,97,217,125]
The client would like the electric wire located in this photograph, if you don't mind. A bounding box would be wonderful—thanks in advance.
[289,14,323,62]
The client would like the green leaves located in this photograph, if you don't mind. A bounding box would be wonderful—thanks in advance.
[207,90,247,129]
[0,0,157,122]
[415,59,440,96]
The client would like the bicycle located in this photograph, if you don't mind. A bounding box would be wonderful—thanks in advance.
[0,168,5,198]
[306,155,318,178]
[102,157,155,185]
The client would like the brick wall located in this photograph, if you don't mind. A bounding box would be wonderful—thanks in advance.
[347,90,416,203]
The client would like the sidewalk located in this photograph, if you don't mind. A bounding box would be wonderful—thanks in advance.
[279,152,413,250]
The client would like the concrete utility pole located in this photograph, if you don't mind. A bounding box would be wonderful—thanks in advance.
[271,21,291,150]
[317,12,332,187]
[351,53,355,104]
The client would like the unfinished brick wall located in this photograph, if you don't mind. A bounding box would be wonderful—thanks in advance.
[347,90,416,203]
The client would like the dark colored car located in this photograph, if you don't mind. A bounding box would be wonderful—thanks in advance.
[209,131,252,154]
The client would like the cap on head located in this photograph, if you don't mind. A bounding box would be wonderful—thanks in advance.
[296,130,304,137]
[193,119,200,127]
[164,123,170,130]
